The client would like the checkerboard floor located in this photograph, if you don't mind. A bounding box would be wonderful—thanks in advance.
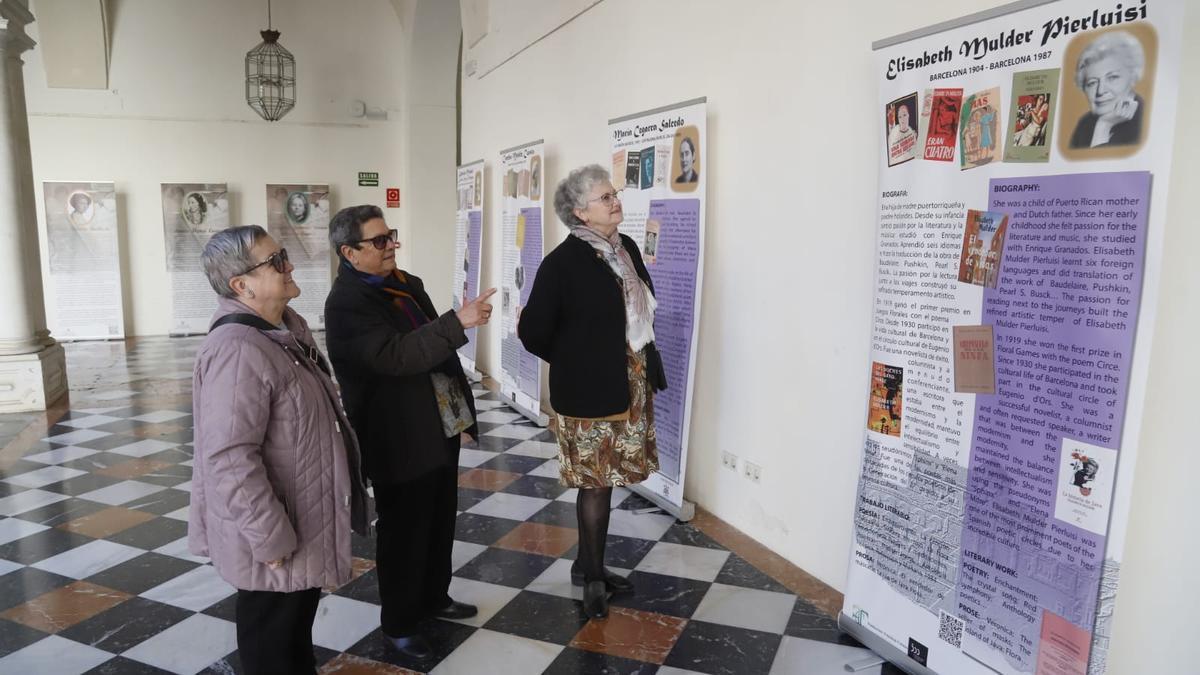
[0,337,903,674]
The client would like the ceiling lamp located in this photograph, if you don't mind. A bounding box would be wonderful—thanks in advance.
[245,0,295,121]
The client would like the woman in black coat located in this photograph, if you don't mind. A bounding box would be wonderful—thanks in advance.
[324,205,495,660]
[519,165,664,619]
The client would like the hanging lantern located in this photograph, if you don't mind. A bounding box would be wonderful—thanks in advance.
[245,0,295,121]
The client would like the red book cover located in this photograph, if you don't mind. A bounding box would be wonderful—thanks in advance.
[924,88,963,162]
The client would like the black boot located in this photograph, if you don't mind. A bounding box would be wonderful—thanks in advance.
[583,580,609,619]
[570,562,634,593]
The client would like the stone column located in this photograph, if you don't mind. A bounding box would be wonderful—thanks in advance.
[0,1,68,412]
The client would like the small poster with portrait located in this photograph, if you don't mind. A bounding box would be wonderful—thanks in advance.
[1004,69,1060,162]
[162,182,230,335]
[959,87,1002,170]
[885,92,919,166]
[266,184,332,330]
[42,181,125,340]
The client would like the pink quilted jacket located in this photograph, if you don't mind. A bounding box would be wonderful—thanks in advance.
[189,298,370,592]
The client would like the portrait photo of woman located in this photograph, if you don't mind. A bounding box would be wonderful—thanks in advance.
[183,192,208,226]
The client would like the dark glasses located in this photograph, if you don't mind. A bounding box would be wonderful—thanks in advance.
[240,248,289,275]
[355,229,399,250]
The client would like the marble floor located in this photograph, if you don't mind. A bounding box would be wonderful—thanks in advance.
[0,337,901,674]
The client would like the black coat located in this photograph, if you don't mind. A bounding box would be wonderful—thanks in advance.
[1068,95,1144,149]
[518,233,654,418]
[324,265,478,484]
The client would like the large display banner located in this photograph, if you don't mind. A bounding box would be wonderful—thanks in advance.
[607,98,707,516]
[499,140,545,423]
[42,181,125,340]
[266,184,331,330]
[454,160,485,378]
[162,183,230,335]
[845,2,1183,674]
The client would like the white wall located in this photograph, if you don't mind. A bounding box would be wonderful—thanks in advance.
[22,0,409,336]
[458,0,1196,671]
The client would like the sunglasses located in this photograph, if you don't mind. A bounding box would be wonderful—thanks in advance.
[240,248,289,275]
[355,229,399,250]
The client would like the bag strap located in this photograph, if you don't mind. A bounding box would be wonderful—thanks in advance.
[210,313,278,332]
[210,313,331,377]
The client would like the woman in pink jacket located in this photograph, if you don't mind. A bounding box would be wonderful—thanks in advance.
[189,225,369,675]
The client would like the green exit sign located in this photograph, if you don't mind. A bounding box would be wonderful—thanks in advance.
[358,172,379,186]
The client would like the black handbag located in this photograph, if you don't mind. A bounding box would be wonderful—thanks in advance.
[645,342,668,392]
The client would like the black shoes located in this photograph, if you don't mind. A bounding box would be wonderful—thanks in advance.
[385,634,433,660]
[583,580,609,619]
[433,600,479,620]
[570,565,634,594]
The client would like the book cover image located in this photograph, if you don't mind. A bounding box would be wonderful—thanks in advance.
[867,362,903,437]
[640,145,655,190]
[885,92,919,167]
[952,325,996,394]
[959,87,1001,169]
[957,209,1009,288]
[625,150,641,188]
[1004,68,1060,162]
[924,88,964,162]
[612,150,626,189]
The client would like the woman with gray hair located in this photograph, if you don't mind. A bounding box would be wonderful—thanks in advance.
[1068,30,1146,149]
[519,165,666,619]
[189,225,369,674]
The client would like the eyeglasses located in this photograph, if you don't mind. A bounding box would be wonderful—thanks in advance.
[587,191,622,207]
[240,248,289,275]
[355,229,399,250]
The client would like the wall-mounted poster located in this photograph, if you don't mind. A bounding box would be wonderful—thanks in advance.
[162,183,230,335]
[607,97,707,518]
[848,1,1184,673]
[266,184,331,330]
[498,140,545,424]
[42,181,125,340]
[454,160,485,378]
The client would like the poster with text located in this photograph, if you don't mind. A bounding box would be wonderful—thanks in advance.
[42,181,125,340]
[846,2,1183,674]
[499,140,545,423]
[455,160,485,375]
[607,97,707,512]
[162,183,230,335]
[266,184,331,330]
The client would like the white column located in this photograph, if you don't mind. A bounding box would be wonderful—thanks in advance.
[0,1,68,412]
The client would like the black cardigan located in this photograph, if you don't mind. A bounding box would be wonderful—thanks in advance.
[518,233,654,418]
[324,265,478,484]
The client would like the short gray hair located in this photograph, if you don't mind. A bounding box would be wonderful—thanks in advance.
[554,164,609,229]
[329,205,384,258]
[1076,30,1144,89]
[201,225,267,298]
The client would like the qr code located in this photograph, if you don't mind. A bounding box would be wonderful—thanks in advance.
[938,610,964,648]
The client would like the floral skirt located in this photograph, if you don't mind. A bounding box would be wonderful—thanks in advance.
[554,348,659,488]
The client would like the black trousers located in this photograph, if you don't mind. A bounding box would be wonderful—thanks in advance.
[236,587,321,675]
[374,437,460,636]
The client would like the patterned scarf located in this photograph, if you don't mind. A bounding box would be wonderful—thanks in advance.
[570,225,656,349]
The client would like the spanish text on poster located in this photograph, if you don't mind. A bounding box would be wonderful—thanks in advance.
[455,160,486,377]
[499,141,545,423]
[163,183,231,335]
[844,2,1183,674]
[266,184,332,330]
[42,181,125,340]
[607,97,706,513]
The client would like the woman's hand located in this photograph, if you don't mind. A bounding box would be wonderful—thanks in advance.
[457,288,497,329]
[1100,95,1139,126]
[460,432,475,445]
[266,558,285,570]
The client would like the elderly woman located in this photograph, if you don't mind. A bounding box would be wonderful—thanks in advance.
[1069,30,1145,149]
[324,205,495,659]
[519,165,665,619]
[189,226,369,675]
